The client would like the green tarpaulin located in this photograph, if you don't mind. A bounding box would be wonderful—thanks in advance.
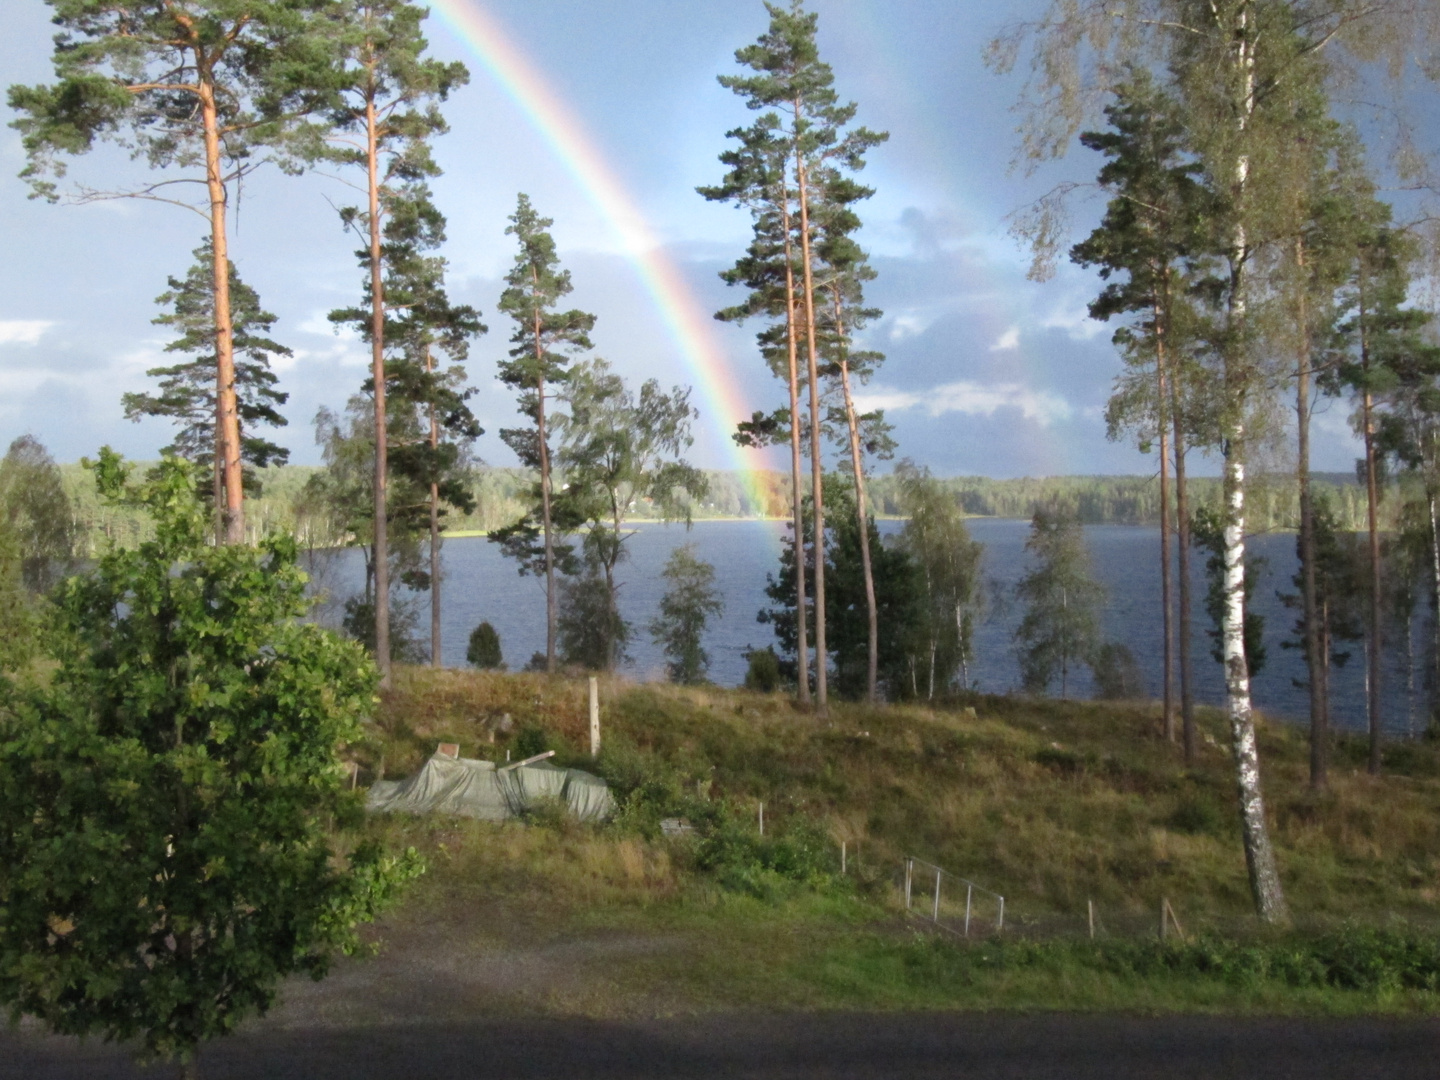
[367,754,615,823]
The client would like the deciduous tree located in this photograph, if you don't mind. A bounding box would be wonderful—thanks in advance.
[0,451,420,1075]
[555,359,706,672]
[651,545,725,685]
[1013,506,1105,698]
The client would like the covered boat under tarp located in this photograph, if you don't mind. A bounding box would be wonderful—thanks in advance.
[366,753,615,823]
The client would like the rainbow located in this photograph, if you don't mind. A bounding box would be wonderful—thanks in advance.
[429,0,779,517]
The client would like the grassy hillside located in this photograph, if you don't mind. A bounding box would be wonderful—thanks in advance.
[339,668,1440,1017]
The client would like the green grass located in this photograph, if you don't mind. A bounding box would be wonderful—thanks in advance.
[350,667,1440,1016]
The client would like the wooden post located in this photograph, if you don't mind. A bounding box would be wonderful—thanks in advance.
[904,858,913,910]
[1088,899,1095,940]
[841,840,847,875]
[1163,897,1185,941]
[588,676,600,758]
[758,801,764,836]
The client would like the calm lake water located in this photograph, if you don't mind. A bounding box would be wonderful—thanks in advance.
[308,518,1428,737]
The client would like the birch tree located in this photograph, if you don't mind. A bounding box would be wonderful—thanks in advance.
[982,0,1438,924]
[555,359,707,672]
[9,0,335,544]
[325,0,467,684]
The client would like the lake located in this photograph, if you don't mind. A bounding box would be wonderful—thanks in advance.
[307,518,1429,737]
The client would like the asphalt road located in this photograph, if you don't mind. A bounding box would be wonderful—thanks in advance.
[4,1013,1439,1079]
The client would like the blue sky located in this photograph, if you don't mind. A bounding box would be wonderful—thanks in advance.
[0,0,1370,476]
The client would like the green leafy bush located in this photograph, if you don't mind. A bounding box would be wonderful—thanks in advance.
[513,724,551,760]
[745,647,782,692]
[0,453,422,1066]
[693,814,838,899]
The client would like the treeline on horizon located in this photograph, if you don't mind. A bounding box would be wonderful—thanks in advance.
[58,462,1380,554]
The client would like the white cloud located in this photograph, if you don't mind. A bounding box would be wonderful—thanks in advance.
[0,320,54,346]
[856,380,1074,427]
[1040,305,1108,341]
[989,326,1020,352]
[296,310,356,339]
[888,313,929,342]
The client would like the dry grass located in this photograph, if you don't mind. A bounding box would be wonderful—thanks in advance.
[366,667,1440,934]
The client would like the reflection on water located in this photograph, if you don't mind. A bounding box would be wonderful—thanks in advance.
[306,518,1427,736]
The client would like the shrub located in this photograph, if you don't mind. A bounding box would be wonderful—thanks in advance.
[1091,641,1144,700]
[513,724,551,760]
[745,647,782,692]
[466,621,504,669]
[693,812,838,899]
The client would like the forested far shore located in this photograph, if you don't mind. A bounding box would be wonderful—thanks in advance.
[58,461,1377,554]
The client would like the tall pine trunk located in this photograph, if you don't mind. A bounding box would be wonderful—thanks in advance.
[1295,238,1326,788]
[832,290,879,702]
[533,288,557,673]
[1173,394,1196,765]
[793,134,827,713]
[1154,295,1174,741]
[780,188,812,705]
[1429,491,1440,712]
[427,345,442,668]
[199,65,244,546]
[1358,267,1383,774]
[1220,1,1288,923]
[365,90,391,686]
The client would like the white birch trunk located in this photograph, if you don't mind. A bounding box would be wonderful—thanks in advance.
[1220,1,1287,924]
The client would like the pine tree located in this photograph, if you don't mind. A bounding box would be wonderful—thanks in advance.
[1071,71,1210,755]
[324,0,468,684]
[123,239,291,522]
[330,178,483,668]
[493,194,595,673]
[9,0,337,544]
[1329,206,1424,773]
[712,0,886,714]
[814,165,890,702]
[701,70,813,708]
[823,478,922,701]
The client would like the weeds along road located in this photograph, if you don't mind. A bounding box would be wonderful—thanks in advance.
[4,1013,1439,1079]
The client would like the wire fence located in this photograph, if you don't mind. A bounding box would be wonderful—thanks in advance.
[902,856,1005,938]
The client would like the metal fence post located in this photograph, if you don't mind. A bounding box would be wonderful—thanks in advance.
[964,883,973,937]
[904,858,913,910]
[997,895,1005,932]
[932,868,942,921]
